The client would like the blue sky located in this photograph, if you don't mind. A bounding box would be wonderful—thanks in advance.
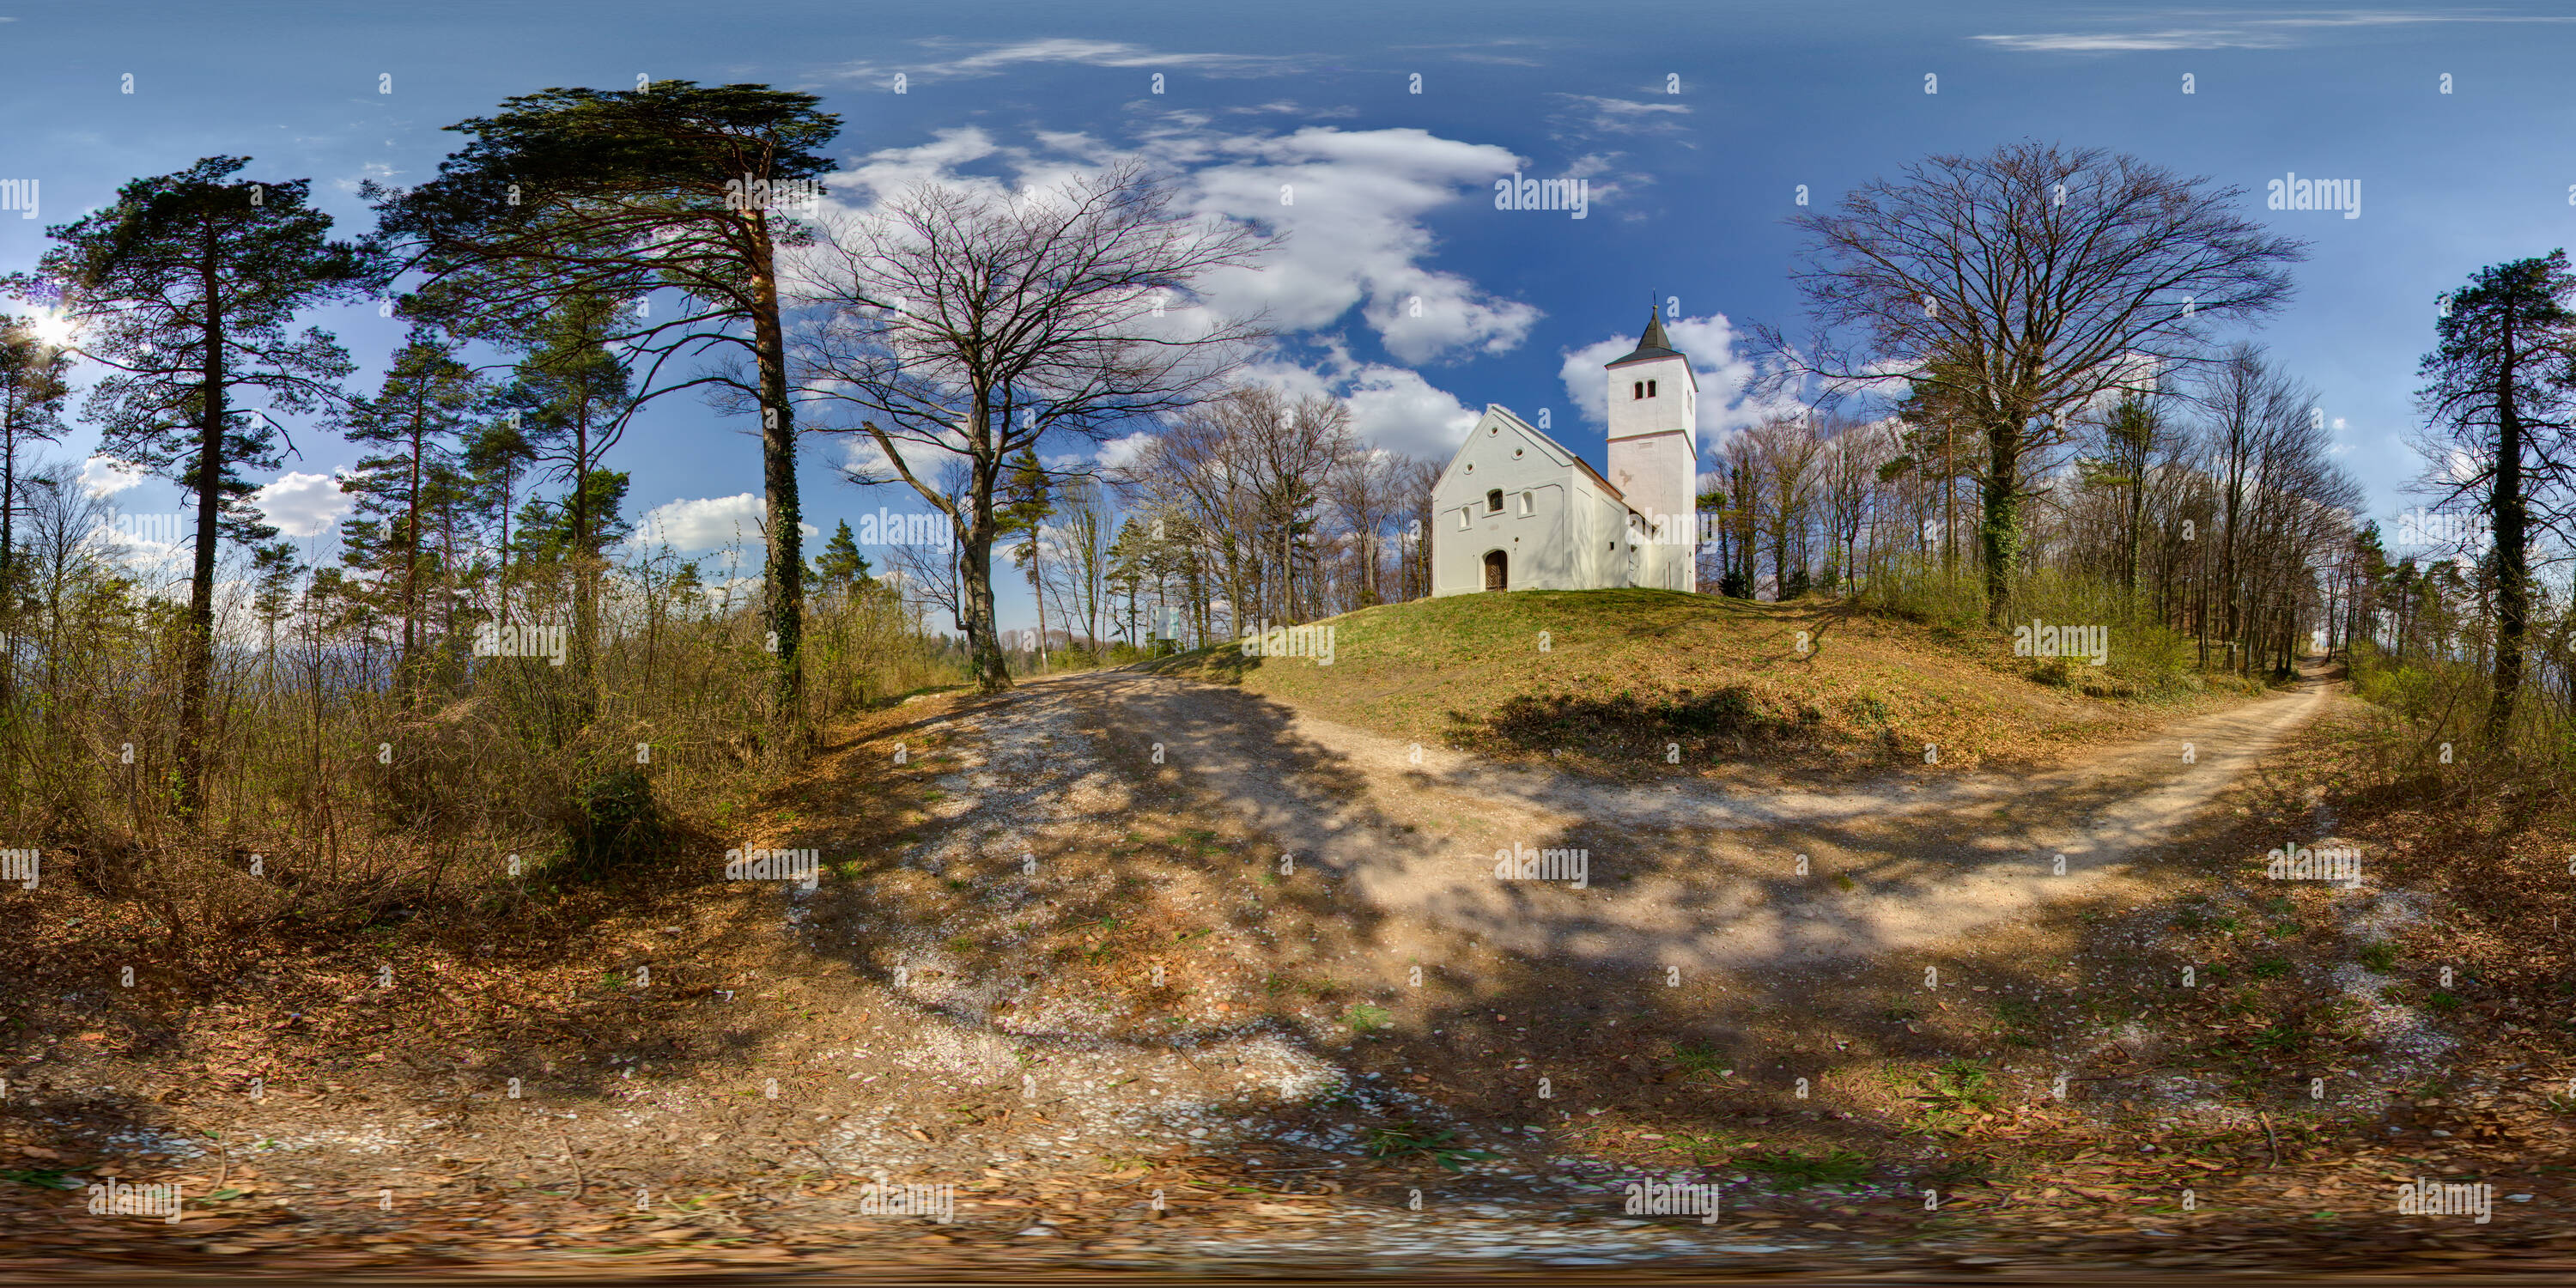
[6,2,2575,631]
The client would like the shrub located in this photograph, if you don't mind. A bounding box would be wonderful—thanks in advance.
[565,764,663,878]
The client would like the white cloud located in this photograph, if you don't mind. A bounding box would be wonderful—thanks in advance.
[1186,127,1540,364]
[841,434,898,479]
[1974,10,2576,53]
[819,123,1542,368]
[825,127,1011,206]
[1550,94,1692,138]
[254,470,354,538]
[1096,433,1154,471]
[633,494,818,552]
[1340,365,1482,459]
[81,455,147,499]
[91,516,190,575]
[1973,29,2290,52]
[1170,350,1481,461]
[334,161,398,196]
[1226,101,1359,119]
[1559,313,1805,448]
[832,38,1303,88]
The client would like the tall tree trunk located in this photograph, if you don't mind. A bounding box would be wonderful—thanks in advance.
[179,234,226,817]
[2488,346,2528,740]
[400,411,423,706]
[570,401,596,729]
[1978,417,2022,628]
[2123,470,2144,595]
[963,451,1009,692]
[1029,541,1046,672]
[751,215,806,753]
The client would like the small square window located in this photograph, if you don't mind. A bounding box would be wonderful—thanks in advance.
[1485,489,1504,513]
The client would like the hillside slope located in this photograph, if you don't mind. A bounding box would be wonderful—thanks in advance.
[1143,589,2250,778]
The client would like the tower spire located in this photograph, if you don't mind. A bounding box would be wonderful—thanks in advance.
[1639,307,1671,353]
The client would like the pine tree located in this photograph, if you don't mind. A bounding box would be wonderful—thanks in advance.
[498,292,637,693]
[30,156,382,807]
[811,519,872,591]
[0,311,73,604]
[1106,516,1150,649]
[337,324,485,701]
[463,414,538,620]
[1000,447,1054,667]
[248,539,303,666]
[378,81,841,763]
[2416,250,2576,739]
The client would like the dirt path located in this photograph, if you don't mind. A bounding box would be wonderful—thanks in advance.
[1015,664,2336,975]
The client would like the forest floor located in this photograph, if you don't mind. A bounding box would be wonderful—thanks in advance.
[6,634,2576,1281]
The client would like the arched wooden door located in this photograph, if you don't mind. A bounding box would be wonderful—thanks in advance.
[1483,550,1508,592]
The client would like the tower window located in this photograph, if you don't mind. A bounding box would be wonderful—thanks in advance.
[1647,379,1658,398]
[1632,380,1644,399]
[1485,489,1504,513]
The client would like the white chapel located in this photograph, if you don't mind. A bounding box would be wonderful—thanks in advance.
[1431,313,1700,596]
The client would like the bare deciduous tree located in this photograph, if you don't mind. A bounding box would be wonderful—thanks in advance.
[1762,140,2306,623]
[798,161,1267,692]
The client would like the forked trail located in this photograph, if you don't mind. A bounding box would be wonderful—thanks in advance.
[988,663,2336,974]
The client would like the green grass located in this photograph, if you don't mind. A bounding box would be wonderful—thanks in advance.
[1905,1059,2002,1135]
[1990,997,2045,1047]
[1363,1122,1497,1171]
[1669,1041,1731,1080]
[1138,589,2215,773]
[2250,1023,2307,1053]
[2360,942,2399,973]
[2178,906,2240,933]
[1923,1059,2000,1109]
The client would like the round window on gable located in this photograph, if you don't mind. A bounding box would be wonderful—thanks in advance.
[1487,424,1498,436]
[1512,447,1524,459]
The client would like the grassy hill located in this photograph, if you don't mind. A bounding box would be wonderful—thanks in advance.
[1139,589,2252,778]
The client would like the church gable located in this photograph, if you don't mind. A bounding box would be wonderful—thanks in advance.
[1437,409,1572,495]
[1435,407,1622,509]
